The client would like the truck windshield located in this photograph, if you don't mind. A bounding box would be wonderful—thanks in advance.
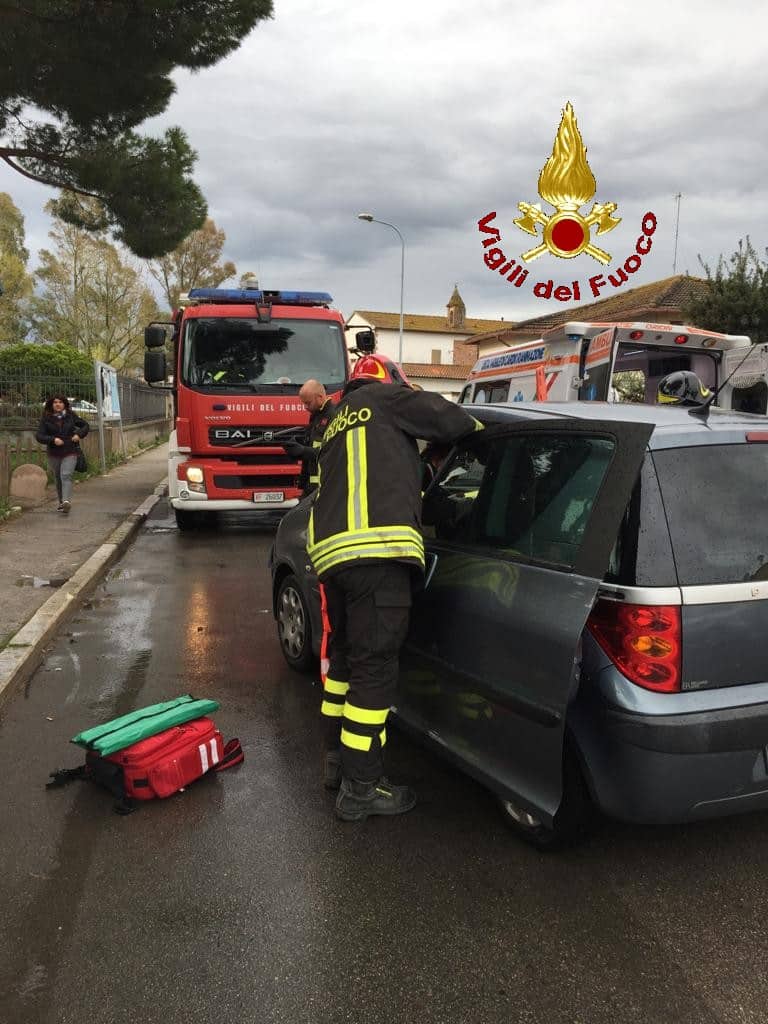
[181,317,346,392]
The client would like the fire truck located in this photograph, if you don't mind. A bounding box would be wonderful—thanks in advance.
[460,321,768,413]
[144,288,370,529]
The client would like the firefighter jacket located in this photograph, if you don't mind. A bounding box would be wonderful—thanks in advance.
[307,382,482,579]
[304,397,336,492]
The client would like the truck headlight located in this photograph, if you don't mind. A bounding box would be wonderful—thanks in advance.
[185,466,206,493]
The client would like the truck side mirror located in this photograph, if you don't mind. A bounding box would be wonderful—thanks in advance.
[144,350,167,383]
[355,329,376,353]
[144,325,167,349]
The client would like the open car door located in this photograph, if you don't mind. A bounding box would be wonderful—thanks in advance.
[399,415,652,827]
[578,326,618,401]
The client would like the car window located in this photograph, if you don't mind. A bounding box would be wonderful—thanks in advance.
[652,442,768,585]
[423,432,616,570]
[604,455,677,587]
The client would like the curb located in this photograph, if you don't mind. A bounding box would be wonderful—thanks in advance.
[0,479,168,707]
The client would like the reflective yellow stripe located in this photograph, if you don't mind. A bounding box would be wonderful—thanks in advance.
[309,524,422,557]
[314,542,424,576]
[324,677,349,696]
[343,703,389,726]
[309,474,320,484]
[380,728,387,747]
[346,427,369,532]
[321,700,344,718]
[308,507,315,547]
[471,417,484,431]
[308,525,422,559]
[341,727,372,752]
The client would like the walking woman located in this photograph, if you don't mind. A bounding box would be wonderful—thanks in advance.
[36,395,90,514]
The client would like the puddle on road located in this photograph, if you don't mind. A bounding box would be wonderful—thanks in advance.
[105,568,133,582]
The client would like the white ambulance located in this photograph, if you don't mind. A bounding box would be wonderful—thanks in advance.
[460,322,768,413]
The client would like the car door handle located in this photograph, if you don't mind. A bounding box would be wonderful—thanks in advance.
[424,551,438,590]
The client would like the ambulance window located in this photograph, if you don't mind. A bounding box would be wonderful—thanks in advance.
[458,385,472,405]
[473,381,508,404]
[611,370,646,403]
[488,383,510,403]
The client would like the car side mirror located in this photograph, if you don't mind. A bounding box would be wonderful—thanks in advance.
[144,324,167,349]
[144,350,167,383]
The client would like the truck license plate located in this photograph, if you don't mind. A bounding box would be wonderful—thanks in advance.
[253,491,284,504]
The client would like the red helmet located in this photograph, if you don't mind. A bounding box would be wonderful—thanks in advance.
[351,354,412,387]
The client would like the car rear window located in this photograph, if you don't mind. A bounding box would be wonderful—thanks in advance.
[605,455,677,587]
[653,442,768,585]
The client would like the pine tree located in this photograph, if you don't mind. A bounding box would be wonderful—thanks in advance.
[0,1,273,257]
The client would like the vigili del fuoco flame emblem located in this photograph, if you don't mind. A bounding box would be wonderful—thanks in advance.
[514,102,620,264]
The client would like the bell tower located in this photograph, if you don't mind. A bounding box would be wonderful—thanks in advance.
[446,284,466,330]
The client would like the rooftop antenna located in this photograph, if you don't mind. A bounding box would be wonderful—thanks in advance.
[672,192,683,274]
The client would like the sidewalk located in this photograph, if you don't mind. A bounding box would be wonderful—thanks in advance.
[0,444,169,695]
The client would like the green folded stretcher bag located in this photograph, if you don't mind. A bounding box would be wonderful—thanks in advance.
[71,695,220,757]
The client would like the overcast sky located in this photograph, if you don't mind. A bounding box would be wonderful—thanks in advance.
[2,0,767,324]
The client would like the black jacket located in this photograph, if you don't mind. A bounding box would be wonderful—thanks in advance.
[295,397,336,494]
[36,411,90,457]
[307,382,481,579]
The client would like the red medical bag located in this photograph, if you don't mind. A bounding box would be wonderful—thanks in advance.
[48,716,243,813]
[100,716,233,800]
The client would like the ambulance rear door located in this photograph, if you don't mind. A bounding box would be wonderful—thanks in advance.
[578,327,618,401]
[721,343,768,414]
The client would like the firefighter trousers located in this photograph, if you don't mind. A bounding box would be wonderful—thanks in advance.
[319,562,412,783]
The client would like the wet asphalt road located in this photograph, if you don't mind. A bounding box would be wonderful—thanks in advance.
[2,504,768,1024]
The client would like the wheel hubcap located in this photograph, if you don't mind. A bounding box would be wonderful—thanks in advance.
[278,586,306,659]
[502,800,541,829]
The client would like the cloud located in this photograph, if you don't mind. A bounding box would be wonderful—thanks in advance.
[2,0,766,327]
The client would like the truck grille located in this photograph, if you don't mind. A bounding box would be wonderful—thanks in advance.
[212,474,299,490]
[207,425,305,447]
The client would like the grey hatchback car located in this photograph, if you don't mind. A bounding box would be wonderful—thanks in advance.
[270,402,768,847]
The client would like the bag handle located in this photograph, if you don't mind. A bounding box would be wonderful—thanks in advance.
[213,738,244,771]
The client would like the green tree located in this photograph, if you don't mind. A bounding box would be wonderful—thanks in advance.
[0,1,273,258]
[0,341,93,378]
[0,191,34,343]
[31,201,160,372]
[147,218,237,310]
[682,239,768,343]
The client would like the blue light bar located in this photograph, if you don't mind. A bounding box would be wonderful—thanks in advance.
[187,288,333,306]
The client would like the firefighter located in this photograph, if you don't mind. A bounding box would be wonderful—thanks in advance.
[308,353,483,821]
[283,379,336,496]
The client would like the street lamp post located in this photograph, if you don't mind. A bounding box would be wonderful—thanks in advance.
[357,213,405,365]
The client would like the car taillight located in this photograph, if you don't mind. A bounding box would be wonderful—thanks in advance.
[587,599,681,693]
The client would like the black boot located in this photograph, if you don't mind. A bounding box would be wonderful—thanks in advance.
[335,777,416,822]
[324,749,342,790]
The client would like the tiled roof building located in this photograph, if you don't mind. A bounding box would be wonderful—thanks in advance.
[466,275,708,357]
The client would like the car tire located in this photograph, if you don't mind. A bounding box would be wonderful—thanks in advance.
[175,508,197,531]
[499,743,594,851]
[276,573,314,673]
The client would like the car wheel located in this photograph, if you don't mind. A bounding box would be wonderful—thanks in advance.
[175,508,197,531]
[276,573,314,672]
[499,744,594,851]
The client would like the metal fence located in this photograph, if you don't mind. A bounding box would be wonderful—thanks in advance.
[0,370,168,428]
